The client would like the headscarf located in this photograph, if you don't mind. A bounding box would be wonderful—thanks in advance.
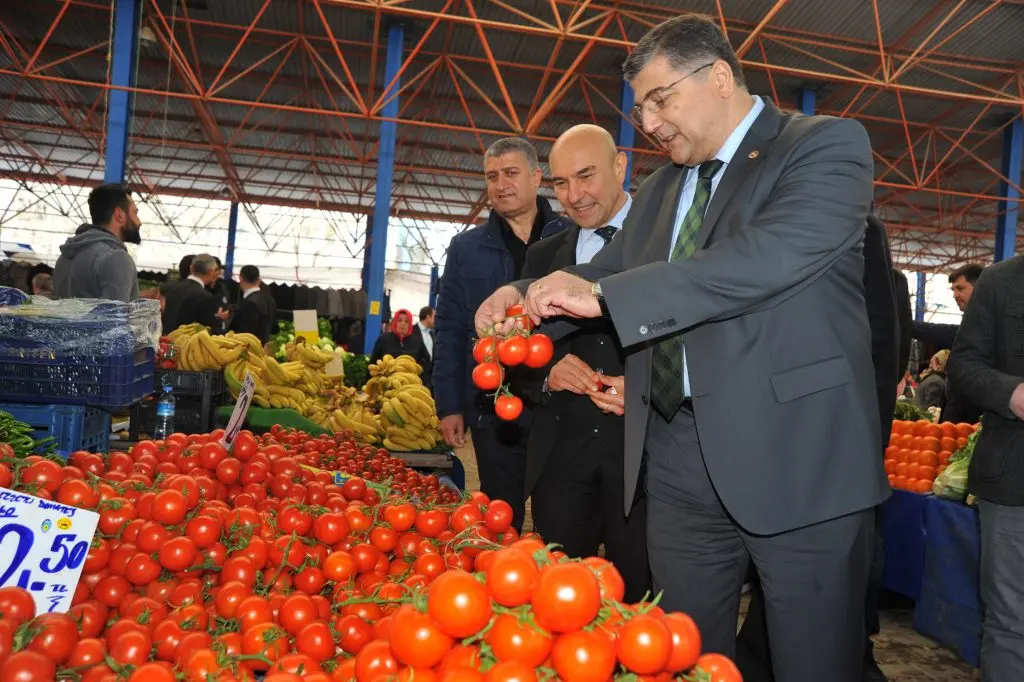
[391,309,414,341]
[921,349,950,380]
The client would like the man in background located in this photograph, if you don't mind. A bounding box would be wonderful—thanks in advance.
[31,273,54,297]
[162,254,227,333]
[417,306,435,359]
[229,265,272,343]
[54,183,141,301]
[911,263,984,350]
[947,255,1024,681]
[518,124,651,602]
[433,137,571,532]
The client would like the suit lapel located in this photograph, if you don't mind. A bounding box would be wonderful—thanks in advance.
[641,165,688,265]
[556,226,580,267]
[697,101,784,249]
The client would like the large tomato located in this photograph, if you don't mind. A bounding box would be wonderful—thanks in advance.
[494,395,523,421]
[615,614,672,674]
[485,548,538,607]
[485,613,552,667]
[0,587,36,626]
[472,363,504,391]
[695,653,743,682]
[497,336,528,366]
[530,563,601,633]
[0,650,57,682]
[388,604,454,668]
[427,570,492,638]
[551,630,616,682]
[524,334,554,368]
[472,337,499,364]
[663,612,702,673]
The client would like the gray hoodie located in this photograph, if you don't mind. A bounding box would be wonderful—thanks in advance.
[54,224,139,302]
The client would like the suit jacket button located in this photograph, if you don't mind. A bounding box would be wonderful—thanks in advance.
[639,325,648,335]
[641,395,649,406]
[554,415,560,422]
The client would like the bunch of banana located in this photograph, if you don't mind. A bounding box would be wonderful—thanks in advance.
[166,323,203,343]
[331,404,382,443]
[222,331,265,357]
[299,367,325,395]
[379,384,442,451]
[262,357,305,387]
[369,354,423,378]
[266,384,312,412]
[177,330,245,372]
[287,338,335,370]
[224,359,272,408]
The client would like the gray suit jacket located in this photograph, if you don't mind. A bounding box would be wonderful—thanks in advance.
[558,102,890,535]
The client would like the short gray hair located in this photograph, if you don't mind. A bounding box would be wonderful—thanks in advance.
[623,14,745,88]
[484,137,540,172]
[190,254,218,276]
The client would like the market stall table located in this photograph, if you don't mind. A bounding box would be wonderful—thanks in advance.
[881,488,929,601]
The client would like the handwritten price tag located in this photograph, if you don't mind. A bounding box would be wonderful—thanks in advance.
[220,371,256,452]
[0,488,99,614]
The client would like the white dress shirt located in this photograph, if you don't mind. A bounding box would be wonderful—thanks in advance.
[575,194,632,265]
[242,287,259,299]
[672,95,765,396]
[418,321,434,358]
[187,275,206,288]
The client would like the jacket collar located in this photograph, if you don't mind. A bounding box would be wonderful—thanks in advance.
[481,196,564,248]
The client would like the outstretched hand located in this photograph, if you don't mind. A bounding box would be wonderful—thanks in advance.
[524,271,602,324]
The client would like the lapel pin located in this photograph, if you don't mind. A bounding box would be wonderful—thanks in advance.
[748,150,760,159]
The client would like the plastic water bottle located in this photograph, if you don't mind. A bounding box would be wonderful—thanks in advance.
[153,385,176,439]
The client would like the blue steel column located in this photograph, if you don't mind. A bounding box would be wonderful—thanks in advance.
[104,0,141,183]
[617,83,635,191]
[224,202,239,280]
[429,264,440,308]
[915,272,926,322]
[799,87,816,116]
[360,214,372,291]
[364,25,403,353]
[995,118,1022,262]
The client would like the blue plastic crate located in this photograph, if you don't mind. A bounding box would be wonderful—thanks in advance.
[0,403,111,456]
[0,346,154,408]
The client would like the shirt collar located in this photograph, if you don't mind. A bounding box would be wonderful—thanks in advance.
[580,193,632,235]
[243,287,259,299]
[187,275,205,288]
[713,95,765,166]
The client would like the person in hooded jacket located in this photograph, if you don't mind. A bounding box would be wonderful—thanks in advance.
[54,183,142,301]
[370,309,432,386]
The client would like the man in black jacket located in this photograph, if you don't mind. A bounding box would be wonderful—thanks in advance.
[229,265,271,343]
[911,263,984,351]
[162,254,227,333]
[736,214,901,682]
[518,125,651,602]
[947,255,1024,680]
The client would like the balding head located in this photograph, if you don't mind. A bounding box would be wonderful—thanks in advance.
[550,124,629,229]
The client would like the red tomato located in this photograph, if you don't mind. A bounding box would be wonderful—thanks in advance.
[497,336,528,366]
[388,604,453,669]
[0,650,57,682]
[152,489,187,525]
[551,630,616,682]
[485,613,551,668]
[663,612,702,673]
[524,333,554,368]
[472,337,498,363]
[616,614,672,674]
[472,363,504,391]
[0,587,36,626]
[26,612,78,664]
[427,570,492,638]
[506,304,534,332]
[485,548,538,607]
[530,563,601,633]
[494,395,523,421]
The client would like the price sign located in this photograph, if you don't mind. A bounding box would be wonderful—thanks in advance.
[0,488,99,614]
[300,464,354,486]
[220,371,256,451]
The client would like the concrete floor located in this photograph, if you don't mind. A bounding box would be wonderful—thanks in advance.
[453,436,978,681]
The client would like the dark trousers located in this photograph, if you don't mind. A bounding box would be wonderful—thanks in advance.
[646,407,873,682]
[978,500,1024,682]
[471,420,527,533]
[530,427,651,603]
[736,507,887,682]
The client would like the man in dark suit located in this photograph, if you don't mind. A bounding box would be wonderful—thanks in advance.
[947,255,1024,681]
[162,253,226,333]
[735,214,901,682]
[517,124,651,602]
[476,14,887,680]
[229,265,271,343]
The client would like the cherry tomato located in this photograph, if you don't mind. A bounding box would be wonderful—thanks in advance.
[524,333,554,368]
[495,395,523,421]
[497,336,528,366]
[472,363,504,391]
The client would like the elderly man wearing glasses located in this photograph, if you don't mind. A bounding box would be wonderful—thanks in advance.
[474,13,886,682]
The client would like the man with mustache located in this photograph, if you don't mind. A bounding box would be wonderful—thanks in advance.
[54,183,142,302]
[517,124,651,601]
[433,137,571,532]
[475,14,887,680]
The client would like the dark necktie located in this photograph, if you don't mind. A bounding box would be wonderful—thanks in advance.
[649,159,724,419]
[594,225,618,244]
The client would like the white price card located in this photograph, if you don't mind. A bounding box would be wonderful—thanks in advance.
[220,371,256,451]
[0,488,99,614]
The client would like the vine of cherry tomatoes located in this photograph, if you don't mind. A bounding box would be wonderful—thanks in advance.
[472,305,555,421]
[0,423,738,682]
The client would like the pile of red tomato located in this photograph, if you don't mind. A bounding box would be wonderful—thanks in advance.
[0,426,739,682]
[471,305,554,421]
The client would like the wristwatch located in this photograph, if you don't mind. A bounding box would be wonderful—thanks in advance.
[592,281,610,318]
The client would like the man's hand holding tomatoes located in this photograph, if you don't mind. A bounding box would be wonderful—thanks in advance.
[525,270,601,324]
[587,375,624,415]
[547,354,601,395]
[474,285,525,336]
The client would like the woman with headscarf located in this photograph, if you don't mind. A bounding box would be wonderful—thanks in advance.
[914,349,949,410]
[369,309,432,386]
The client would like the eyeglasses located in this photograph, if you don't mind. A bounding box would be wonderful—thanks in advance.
[630,62,715,126]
